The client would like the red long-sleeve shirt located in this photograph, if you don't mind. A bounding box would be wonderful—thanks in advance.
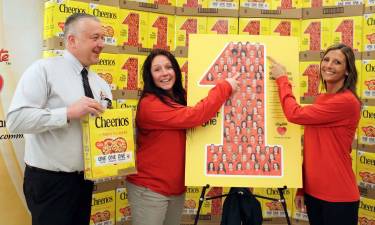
[276,76,360,202]
[127,80,232,196]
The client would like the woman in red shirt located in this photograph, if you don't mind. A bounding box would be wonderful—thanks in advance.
[126,49,239,225]
[269,44,360,225]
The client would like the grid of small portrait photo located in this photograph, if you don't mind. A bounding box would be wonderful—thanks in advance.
[201,42,282,176]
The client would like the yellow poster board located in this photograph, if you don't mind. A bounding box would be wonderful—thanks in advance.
[186,34,302,188]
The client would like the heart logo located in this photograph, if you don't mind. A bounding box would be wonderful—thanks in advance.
[277,126,287,135]
[95,141,104,149]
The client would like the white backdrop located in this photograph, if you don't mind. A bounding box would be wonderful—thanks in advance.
[0,0,44,224]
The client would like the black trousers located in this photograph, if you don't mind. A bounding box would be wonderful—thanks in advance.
[24,165,93,225]
[304,194,359,225]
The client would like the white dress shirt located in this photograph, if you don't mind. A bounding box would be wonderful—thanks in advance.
[7,50,112,172]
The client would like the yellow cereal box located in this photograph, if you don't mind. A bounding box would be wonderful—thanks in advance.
[351,149,357,175]
[90,53,118,90]
[183,186,201,215]
[358,106,375,146]
[116,187,132,223]
[82,109,136,180]
[259,188,293,219]
[175,16,207,49]
[240,0,272,9]
[358,197,375,225]
[271,0,301,9]
[300,19,331,51]
[365,0,375,7]
[238,18,271,36]
[176,57,189,90]
[361,60,375,100]
[357,150,375,189]
[147,13,175,51]
[207,0,239,9]
[117,54,145,90]
[269,19,301,37]
[88,3,119,46]
[42,50,64,58]
[363,14,375,52]
[302,0,332,7]
[152,0,176,6]
[334,0,363,6]
[330,16,362,52]
[90,190,116,225]
[299,61,321,98]
[204,187,225,215]
[356,59,362,98]
[45,0,89,39]
[118,9,148,48]
[206,17,238,35]
[176,0,208,8]
[44,1,53,40]
[116,99,139,115]
[291,188,308,221]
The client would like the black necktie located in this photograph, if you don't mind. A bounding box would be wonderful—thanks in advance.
[81,68,94,99]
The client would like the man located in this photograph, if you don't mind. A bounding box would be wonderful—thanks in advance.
[7,13,111,225]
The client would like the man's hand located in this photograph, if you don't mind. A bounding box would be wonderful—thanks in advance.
[268,56,288,80]
[67,96,104,120]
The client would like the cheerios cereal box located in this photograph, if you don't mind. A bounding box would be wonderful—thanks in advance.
[330,16,362,52]
[90,190,116,225]
[207,17,238,35]
[271,0,301,9]
[207,0,239,9]
[356,59,362,98]
[176,57,189,90]
[299,61,320,98]
[203,187,225,216]
[116,187,132,224]
[300,19,330,51]
[365,0,375,7]
[358,197,375,225]
[117,54,145,90]
[152,0,176,6]
[357,150,375,189]
[183,186,201,215]
[363,14,375,52]
[270,19,301,37]
[118,9,148,48]
[260,188,293,219]
[116,99,139,115]
[361,59,375,100]
[44,0,89,39]
[90,53,118,90]
[176,0,208,8]
[302,0,332,7]
[333,0,363,6]
[42,50,64,58]
[358,106,375,146]
[88,3,119,46]
[175,16,207,49]
[82,108,136,180]
[240,0,272,9]
[239,18,271,36]
[291,188,308,221]
[147,12,175,51]
[351,149,357,175]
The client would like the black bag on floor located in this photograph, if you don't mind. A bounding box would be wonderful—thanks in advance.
[220,187,263,225]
